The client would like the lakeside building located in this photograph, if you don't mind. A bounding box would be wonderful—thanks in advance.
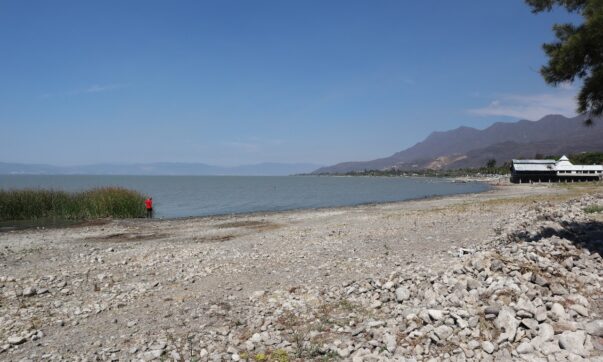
[511,155,603,183]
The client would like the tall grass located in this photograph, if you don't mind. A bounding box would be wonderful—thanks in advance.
[0,187,147,221]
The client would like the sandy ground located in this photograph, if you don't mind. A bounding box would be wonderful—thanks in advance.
[0,182,597,359]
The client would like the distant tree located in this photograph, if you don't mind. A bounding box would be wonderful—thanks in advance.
[534,153,545,159]
[486,159,497,168]
[569,151,603,164]
[525,0,603,124]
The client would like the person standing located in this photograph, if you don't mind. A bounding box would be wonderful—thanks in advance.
[145,197,153,218]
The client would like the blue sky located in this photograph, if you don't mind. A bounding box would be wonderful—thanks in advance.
[0,1,580,166]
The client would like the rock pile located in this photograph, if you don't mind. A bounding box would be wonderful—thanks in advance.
[184,196,603,361]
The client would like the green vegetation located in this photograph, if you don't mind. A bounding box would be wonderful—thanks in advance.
[534,152,603,165]
[569,152,603,165]
[584,205,603,214]
[315,152,603,177]
[526,0,603,122]
[0,187,147,222]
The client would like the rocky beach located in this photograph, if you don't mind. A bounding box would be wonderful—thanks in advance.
[1,182,602,361]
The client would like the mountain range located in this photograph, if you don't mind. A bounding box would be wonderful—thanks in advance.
[0,162,322,176]
[314,114,603,173]
[5,114,603,176]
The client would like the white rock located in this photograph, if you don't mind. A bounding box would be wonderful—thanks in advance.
[494,308,518,343]
[7,335,26,345]
[585,319,603,337]
[531,323,554,348]
[142,350,162,361]
[466,278,480,290]
[337,347,350,358]
[540,341,560,355]
[558,330,587,357]
[550,303,567,321]
[383,333,397,353]
[521,318,538,330]
[535,312,547,322]
[428,309,445,321]
[434,325,453,340]
[468,340,481,350]
[569,304,588,317]
[252,290,265,299]
[516,342,534,354]
[395,287,410,302]
[481,341,495,354]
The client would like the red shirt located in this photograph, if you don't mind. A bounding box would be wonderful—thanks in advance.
[145,199,153,209]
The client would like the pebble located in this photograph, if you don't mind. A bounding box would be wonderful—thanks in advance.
[481,341,495,354]
[427,309,445,321]
[434,325,453,341]
[395,286,410,302]
[516,342,534,354]
[569,304,589,317]
[22,287,36,297]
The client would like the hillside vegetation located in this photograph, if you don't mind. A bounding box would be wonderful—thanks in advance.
[321,152,603,177]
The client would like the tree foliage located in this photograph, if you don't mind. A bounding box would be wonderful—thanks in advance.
[526,0,603,122]
[569,151,603,164]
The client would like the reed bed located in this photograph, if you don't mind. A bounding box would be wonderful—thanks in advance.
[0,187,147,221]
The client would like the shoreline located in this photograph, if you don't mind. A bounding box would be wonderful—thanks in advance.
[114,180,561,225]
[0,177,493,230]
[0,181,572,235]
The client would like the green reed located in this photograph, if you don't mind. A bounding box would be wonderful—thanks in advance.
[0,187,147,221]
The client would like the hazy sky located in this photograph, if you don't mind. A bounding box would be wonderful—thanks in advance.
[1,1,580,166]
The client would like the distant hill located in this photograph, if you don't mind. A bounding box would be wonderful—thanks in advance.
[314,114,603,173]
[0,162,322,176]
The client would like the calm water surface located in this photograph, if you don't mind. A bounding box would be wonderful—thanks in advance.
[0,175,489,218]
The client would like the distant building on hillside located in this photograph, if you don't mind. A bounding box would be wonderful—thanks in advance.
[511,155,603,183]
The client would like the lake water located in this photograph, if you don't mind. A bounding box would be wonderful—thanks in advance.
[0,175,489,218]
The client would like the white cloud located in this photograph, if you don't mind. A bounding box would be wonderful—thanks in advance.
[468,90,578,120]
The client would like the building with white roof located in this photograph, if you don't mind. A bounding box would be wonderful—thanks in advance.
[511,155,603,183]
